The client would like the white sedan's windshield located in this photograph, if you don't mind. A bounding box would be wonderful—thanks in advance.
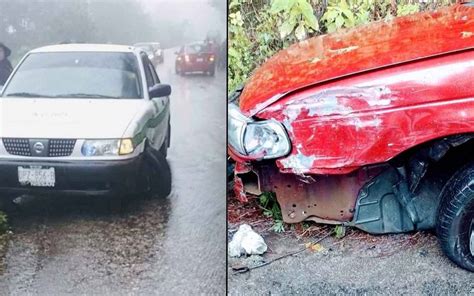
[2,52,143,99]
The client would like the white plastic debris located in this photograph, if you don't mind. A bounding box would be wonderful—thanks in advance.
[228,224,267,257]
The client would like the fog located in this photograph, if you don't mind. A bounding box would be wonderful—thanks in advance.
[0,0,226,64]
[140,0,225,43]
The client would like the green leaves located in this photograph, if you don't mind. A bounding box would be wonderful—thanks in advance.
[229,11,244,27]
[272,220,285,233]
[334,225,346,239]
[270,0,295,13]
[271,0,319,40]
[259,192,286,233]
[280,18,298,39]
[295,22,306,41]
[299,0,319,31]
[321,0,384,32]
[397,4,420,16]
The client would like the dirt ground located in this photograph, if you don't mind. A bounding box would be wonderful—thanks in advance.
[228,195,474,295]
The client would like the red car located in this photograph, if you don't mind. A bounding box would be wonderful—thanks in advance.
[175,43,216,76]
[228,4,474,271]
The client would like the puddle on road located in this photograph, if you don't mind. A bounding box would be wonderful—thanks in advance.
[0,193,172,289]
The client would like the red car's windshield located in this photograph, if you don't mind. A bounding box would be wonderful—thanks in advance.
[185,44,207,54]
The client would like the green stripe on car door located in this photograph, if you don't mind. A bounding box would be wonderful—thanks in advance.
[132,100,169,146]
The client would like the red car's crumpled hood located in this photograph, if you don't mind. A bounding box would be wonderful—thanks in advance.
[239,4,474,116]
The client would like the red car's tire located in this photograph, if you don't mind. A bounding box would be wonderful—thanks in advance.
[437,163,474,272]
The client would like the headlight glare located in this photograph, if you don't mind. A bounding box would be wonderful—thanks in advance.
[81,139,134,156]
[119,138,134,155]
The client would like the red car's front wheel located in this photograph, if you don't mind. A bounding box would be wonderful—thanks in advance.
[437,163,474,272]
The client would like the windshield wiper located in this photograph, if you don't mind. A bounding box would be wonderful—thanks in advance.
[56,93,120,99]
[5,92,53,98]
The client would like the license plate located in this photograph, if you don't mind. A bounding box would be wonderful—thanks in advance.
[196,58,204,62]
[18,166,55,187]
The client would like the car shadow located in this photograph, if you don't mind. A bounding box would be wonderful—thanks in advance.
[1,160,174,229]
[3,192,171,229]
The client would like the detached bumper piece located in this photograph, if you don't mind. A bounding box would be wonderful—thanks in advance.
[235,162,442,234]
[234,163,383,224]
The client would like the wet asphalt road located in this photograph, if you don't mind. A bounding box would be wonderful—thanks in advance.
[0,49,226,295]
[228,230,474,295]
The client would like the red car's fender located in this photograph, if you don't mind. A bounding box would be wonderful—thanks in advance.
[257,50,474,174]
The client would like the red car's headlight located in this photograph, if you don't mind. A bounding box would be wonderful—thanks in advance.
[228,103,291,160]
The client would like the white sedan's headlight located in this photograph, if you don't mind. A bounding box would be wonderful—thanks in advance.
[228,103,290,160]
[81,139,134,156]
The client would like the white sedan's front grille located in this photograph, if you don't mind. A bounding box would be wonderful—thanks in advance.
[49,139,77,157]
[2,138,31,156]
[2,138,76,157]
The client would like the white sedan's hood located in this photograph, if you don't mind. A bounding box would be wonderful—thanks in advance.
[0,98,145,139]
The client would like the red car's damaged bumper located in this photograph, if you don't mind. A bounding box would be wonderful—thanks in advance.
[232,160,384,224]
[229,4,474,236]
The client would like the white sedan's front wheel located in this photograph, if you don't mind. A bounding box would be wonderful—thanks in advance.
[141,147,172,199]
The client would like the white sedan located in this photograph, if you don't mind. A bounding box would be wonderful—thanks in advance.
[0,43,172,200]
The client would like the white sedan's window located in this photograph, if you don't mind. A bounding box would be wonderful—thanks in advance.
[2,52,142,99]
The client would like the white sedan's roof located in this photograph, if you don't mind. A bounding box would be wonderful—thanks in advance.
[30,44,135,53]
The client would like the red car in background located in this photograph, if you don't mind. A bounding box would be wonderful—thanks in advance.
[228,4,474,271]
[175,42,216,76]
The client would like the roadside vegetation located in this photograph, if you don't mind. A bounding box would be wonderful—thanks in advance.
[0,211,8,273]
[0,212,7,235]
[228,0,457,93]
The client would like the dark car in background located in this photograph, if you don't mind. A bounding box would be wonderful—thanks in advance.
[175,42,215,76]
[134,42,164,65]
[150,42,164,63]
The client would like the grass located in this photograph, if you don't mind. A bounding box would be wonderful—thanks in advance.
[0,211,7,235]
[258,192,285,233]
[0,211,8,274]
